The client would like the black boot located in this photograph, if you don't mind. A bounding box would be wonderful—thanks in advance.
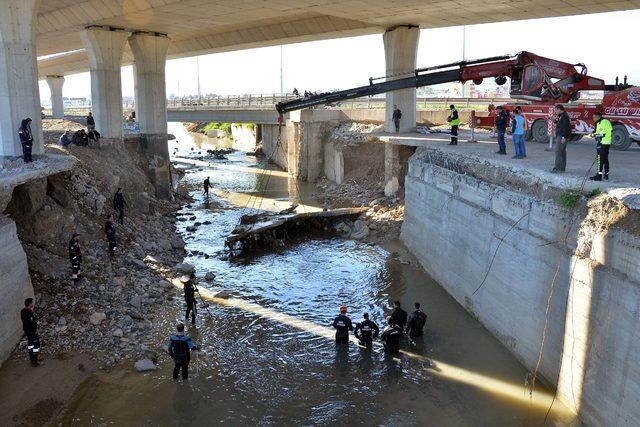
[589,174,602,181]
[604,173,609,181]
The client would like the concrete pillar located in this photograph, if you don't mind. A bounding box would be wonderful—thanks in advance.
[384,142,415,196]
[383,26,419,133]
[80,27,128,140]
[129,32,171,198]
[46,75,65,119]
[0,0,43,157]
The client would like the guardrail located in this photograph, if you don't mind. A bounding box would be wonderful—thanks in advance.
[43,93,603,117]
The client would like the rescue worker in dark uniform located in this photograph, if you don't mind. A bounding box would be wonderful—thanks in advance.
[105,213,117,256]
[494,106,508,155]
[168,323,199,380]
[86,112,95,131]
[332,304,353,344]
[113,188,128,225]
[184,273,197,324]
[203,177,211,197]
[590,111,613,181]
[18,118,34,163]
[447,104,460,145]
[392,105,402,133]
[354,313,379,347]
[68,232,82,283]
[380,316,402,355]
[21,298,41,366]
[390,301,408,331]
[406,302,428,339]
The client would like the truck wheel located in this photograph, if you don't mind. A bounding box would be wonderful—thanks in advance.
[611,124,632,151]
[530,119,548,143]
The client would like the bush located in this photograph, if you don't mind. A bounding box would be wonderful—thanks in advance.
[588,188,602,198]
[557,189,581,208]
[202,122,232,135]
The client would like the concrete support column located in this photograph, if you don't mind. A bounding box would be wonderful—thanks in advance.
[129,32,171,198]
[383,25,419,133]
[46,75,65,119]
[80,27,128,140]
[0,0,43,157]
[384,143,415,196]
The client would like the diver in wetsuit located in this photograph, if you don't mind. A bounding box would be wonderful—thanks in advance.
[380,316,402,355]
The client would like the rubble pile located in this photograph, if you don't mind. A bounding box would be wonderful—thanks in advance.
[329,122,383,146]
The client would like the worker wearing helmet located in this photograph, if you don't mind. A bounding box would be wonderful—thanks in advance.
[590,112,612,181]
[332,304,353,344]
[447,104,460,145]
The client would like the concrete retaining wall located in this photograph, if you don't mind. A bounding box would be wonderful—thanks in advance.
[340,109,471,126]
[401,147,640,426]
[261,124,288,170]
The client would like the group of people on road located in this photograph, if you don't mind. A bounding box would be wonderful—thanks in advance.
[333,301,427,355]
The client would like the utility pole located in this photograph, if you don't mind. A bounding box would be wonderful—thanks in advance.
[280,45,284,96]
[196,56,201,97]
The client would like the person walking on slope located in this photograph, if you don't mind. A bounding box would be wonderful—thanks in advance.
[203,177,211,198]
[333,304,353,344]
[113,188,128,225]
[184,273,197,324]
[18,118,34,163]
[406,302,428,339]
[380,316,402,355]
[392,105,402,133]
[494,106,509,155]
[589,111,612,181]
[105,213,117,257]
[168,323,199,380]
[68,232,82,284]
[447,104,460,145]
[354,313,379,347]
[21,298,41,367]
[511,108,526,159]
[551,104,572,173]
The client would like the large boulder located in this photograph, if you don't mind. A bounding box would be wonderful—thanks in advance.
[175,262,195,274]
[134,359,157,372]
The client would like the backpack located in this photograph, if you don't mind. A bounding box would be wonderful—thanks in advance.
[171,337,189,362]
[414,310,427,330]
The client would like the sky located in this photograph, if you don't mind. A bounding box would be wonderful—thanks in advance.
[39,10,640,102]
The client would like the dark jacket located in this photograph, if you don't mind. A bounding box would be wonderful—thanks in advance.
[18,120,33,145]
[113,192,127,210]
[333,314,353,337]
[184,281,196,303]
[69,238,81,264]
[392,109,402,122]
[556,111,571,138]
[495,110,509,132]
[168,334,196,362]
[390,307,408,330]
[86,115,95,126]
[105,220,116,241]
[406,309,427,337]
[354,319,379,342]
[21,308,37,336]
[380,324,402,354]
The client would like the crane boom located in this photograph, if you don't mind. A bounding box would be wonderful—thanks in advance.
[275,51,608,115]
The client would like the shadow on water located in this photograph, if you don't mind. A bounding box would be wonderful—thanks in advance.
[57,122,577,426]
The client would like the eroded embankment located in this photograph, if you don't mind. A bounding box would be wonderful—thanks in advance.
[401,146,640,426]
[0,122,189,425]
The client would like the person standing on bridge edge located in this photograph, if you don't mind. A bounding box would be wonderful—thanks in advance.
[380,316,402,355]
[494,106,508,155]
[447,104,459,145]
[86,111,95,131]
[184,273,197,324]
[69,232,82,284]
[105,213,117,257]
[392,105,402,133]
[203,177,211,198]
[333,304,353,344]
[18,118,34,163]
[168,323,199,380]
[590,111,612,181]
[406,302,428,340]
[21,298,41,367]
[511,108,526,159]
[113,188,128,225]
[354,313,379,347]
[551,104,572,173]
[390,301,407,331]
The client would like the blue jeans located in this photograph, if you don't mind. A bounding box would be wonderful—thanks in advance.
[497,131,506,152]
[513,134,526,157]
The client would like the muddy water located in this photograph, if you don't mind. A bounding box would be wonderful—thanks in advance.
[58,123,576,426]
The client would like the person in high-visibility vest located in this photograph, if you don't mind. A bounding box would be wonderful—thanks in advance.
[447,104,460,145]
[589,111,612,181]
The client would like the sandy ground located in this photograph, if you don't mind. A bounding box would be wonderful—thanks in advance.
[0,353,98,426]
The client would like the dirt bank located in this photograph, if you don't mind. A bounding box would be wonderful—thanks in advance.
[0,119,188,426]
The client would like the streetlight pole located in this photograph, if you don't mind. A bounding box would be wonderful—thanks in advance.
[196,56,201,98]
[280,45,284,96]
